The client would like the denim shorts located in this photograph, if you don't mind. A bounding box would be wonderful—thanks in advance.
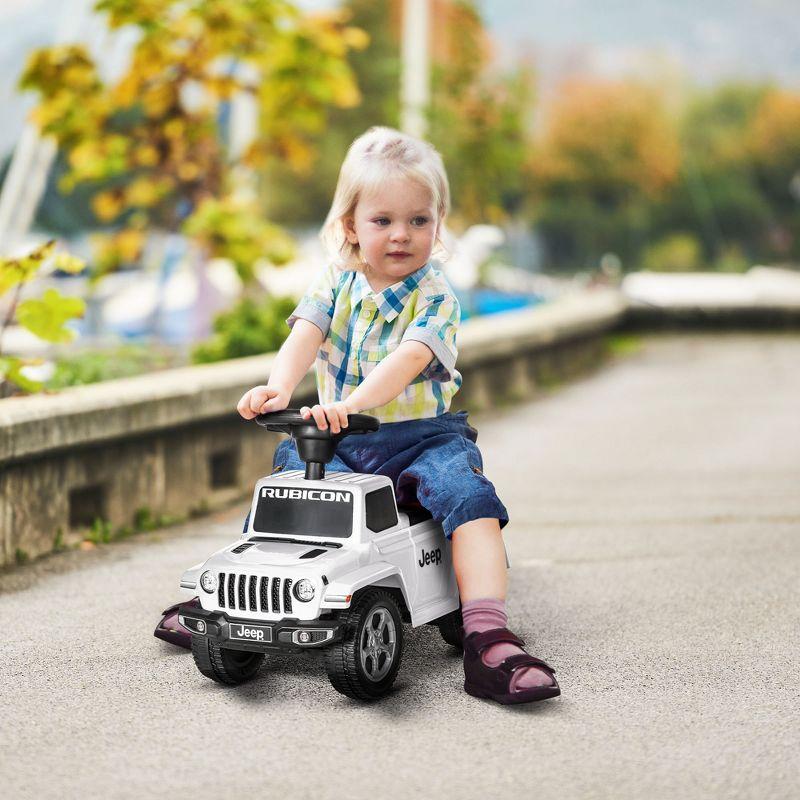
[266,410,509,540]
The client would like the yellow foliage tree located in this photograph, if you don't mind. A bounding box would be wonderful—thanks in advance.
[526,79,682,269]
[530,80,680,203]
[746,88,800,258]
[18,0,367,280]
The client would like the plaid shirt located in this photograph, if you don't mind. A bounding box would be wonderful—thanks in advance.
[287,261,462,422]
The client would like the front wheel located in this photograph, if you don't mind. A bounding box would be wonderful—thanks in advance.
[324,589,404,701]
[191,636,265,685]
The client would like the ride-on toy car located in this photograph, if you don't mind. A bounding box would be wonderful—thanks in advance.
[173,410,468,701]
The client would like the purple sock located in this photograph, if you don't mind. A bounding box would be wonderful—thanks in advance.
[461,598,553,691]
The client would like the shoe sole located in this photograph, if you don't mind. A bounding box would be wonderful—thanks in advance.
[464,681,561,705]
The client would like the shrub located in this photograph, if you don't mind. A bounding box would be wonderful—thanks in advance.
[47,344,176,388]
[192,295,297,363]
[641,233,704,272]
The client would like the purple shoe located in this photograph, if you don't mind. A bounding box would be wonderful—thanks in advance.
[154,597,200,649]
[462,627,561,705]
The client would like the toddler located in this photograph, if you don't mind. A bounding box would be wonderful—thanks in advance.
[237,127,559,705]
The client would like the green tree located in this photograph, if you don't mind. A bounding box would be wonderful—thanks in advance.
[747,88,800,260]
[427,1,535,226]
[263,1,535,231]
[528,79,680,271]
[260,0,401,226]
[652,82,773,267]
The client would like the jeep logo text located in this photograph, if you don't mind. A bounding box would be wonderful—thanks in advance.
[418,547,442,568]
[232,624,264,641]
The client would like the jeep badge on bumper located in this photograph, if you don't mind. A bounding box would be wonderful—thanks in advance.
[178,604,342,652]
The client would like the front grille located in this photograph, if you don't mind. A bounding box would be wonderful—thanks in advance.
[216,572,297,616]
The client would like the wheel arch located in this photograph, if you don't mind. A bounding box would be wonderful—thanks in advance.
[324,563,413,623]
[358,578,412,624]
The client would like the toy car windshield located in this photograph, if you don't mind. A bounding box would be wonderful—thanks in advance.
[252,485,354,539]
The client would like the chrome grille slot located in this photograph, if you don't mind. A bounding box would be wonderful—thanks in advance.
[271,576,280,614]
[248,575,257,611]
[218,572,226,608]
[237,574,246,609]
[227,573,235,608]
[283,578,293,613]
[259,577,269,612]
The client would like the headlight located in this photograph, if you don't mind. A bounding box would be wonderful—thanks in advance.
[199,570,217,594]
[293,579,315,602]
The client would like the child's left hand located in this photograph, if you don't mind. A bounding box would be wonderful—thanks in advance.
[300,402,353,434]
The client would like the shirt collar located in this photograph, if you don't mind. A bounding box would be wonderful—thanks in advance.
[351,262,431,322]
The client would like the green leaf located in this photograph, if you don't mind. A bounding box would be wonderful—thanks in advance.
[53,252,87,274]
[16,288,85,343]
[0,240,56,295]
[0,355,45,393]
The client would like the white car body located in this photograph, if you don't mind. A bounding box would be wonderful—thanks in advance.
[179,469,462,628]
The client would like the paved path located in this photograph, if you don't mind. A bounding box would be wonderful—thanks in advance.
[1,333,798,800]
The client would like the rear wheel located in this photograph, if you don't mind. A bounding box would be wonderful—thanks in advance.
[324,589,404,701]
[191,636,264,685]
[436,604,463,650]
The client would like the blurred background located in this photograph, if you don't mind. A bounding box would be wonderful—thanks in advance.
[1,0,799,394]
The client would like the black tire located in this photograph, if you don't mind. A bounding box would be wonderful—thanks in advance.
[324,589,404,701]
[191,636,265,685]
[436,604,463,650]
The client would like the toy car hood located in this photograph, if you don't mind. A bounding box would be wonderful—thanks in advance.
[216,539,339,567]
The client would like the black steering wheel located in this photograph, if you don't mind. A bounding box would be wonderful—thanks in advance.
[255,409,380,480]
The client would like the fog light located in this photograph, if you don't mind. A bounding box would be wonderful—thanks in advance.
[200,571,217,593]
[293,579,315,602]
[196,619,206,633]
[298,631,311,643]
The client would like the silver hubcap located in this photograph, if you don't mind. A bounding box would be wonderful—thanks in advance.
[359,606,397,682]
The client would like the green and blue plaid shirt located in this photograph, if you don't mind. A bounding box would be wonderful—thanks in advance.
[287,261,462,422]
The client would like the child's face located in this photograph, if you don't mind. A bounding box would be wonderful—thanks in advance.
[344,176,439,290]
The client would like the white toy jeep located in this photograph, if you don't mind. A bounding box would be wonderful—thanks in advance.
[175,410,466,701]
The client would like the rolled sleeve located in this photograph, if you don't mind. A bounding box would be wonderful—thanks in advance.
[401,293,460,382]
[286,263,339,337]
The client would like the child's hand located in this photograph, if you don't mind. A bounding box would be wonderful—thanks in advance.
[237,385,290,419]
[300,402,351,434]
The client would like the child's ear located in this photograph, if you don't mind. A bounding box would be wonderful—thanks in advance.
[343,216,358,245]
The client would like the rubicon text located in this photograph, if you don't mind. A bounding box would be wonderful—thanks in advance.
[261,487,352,503]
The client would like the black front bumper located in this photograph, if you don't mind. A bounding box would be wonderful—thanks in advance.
[177,604,344,654]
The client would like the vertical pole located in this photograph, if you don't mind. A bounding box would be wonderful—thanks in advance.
[400,0,430,139]
[0,0,95,251]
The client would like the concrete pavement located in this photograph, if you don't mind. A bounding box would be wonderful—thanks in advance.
[1,333,798,799]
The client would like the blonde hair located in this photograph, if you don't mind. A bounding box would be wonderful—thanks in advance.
[320,126,451,271]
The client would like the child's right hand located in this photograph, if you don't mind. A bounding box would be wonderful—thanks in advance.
[236,385,290,419]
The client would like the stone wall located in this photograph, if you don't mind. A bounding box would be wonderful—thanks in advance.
[0,289,626,566]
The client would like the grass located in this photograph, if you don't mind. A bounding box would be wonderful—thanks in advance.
[605,333,643,357]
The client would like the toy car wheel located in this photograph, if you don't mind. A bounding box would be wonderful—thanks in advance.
[324,588,404,701]
[436,604,463,650]
[191,636,264,685]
